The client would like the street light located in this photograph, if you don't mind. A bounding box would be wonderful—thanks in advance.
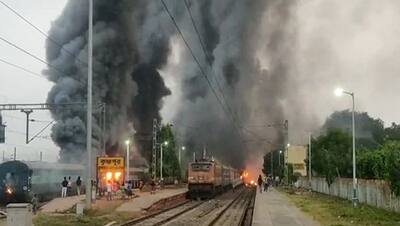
[179,146,185,165]
[285,143,290,184]
[160,141,169,181]
[334,87,357,207]
[125,140,130,181]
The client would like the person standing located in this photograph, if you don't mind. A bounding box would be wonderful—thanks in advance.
[61,177,68,198]
[257,175,263,193]
[67,176,72,196]
[106,181,112,201]
[31,194,38,214]
[76,176,82,196]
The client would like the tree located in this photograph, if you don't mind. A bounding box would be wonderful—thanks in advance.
[312,129,352,186]
[322,110,385,149]
[263,149,284,178]
[384,123,400,141]
[159,124,181,180]
[357,149,385,179]
[382,141,400,196]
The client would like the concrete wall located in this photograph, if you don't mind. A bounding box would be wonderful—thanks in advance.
[298,177,400,212]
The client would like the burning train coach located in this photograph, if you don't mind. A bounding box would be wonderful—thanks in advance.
[187,158,243,199]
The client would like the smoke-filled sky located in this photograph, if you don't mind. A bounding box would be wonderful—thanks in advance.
[1,0,400,168]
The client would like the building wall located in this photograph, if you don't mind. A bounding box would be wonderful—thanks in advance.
[287,145,307,176]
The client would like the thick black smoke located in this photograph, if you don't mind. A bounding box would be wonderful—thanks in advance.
[45,0,173,162]
[169,0,296,168]
[45,0,298,168]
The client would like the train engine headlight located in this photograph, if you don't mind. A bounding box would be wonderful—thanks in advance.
[6,187,13,195]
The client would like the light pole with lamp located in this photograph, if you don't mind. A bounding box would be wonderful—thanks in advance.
[335,87,357,207]
[285,143,290,184]
[125,140,130,182]
[160,141,168,182]
[179,146,185,166]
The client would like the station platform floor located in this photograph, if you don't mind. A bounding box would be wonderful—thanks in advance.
[41,195,85,213]
[252,188,320,226]
[116,187,187,212]
[39,187,188,214]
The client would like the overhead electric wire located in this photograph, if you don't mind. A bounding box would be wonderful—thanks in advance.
[0,58,46,80]
[0,36,68,76]
[0,36,86,86]
[182,0,253,140]
[0,0,88,66]
[161,0,246,146]
[183,0,282,144]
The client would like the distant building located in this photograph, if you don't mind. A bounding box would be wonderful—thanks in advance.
[287,145,307,176]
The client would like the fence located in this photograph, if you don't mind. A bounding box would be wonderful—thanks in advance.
[298,177,400,212]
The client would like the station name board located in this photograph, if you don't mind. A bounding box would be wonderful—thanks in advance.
[97,157,124,168]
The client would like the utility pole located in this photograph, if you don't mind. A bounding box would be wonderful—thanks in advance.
[193,152,196,162]
[40,152,43,162]
[160,144,163,180]
[152,118,158,180]
[102,104,106,155]
[13,147,16,160]
[270,151,273,176]
[284,120,289,185]
[21,109,33,144]
[85,0,93,209]
[308,133,312,190]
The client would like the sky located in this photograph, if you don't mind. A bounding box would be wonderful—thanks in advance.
[1,0,400,163]
[0,0,68,162]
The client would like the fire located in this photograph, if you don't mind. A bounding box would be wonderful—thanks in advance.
[106,172,113,180]
[115,171,121,180]
[6,188,13,195]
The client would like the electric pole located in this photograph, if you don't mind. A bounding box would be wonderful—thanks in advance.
[85,0,93,209]
[21,109,33,144]
[152,118,158,180]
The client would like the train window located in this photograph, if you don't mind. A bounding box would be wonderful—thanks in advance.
[191,163,211,171]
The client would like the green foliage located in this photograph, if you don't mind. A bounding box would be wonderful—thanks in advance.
[159,124,181,179]
[322,110,385,149]
[312,129,352,186]
[384,122,400,141]
[357,149,385,179]
[381,141,400,196]
[263,149,284,178]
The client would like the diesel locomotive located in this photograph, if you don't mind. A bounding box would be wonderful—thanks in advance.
[187,159,242,198]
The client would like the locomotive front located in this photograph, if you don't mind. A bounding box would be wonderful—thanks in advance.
[0,161,31,204]
[188,161,220,198]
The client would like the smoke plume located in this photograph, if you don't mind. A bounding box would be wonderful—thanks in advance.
[45,0,302,168]
[46,0,173,162]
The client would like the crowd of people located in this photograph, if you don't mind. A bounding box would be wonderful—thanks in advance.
[257,174,278,193]
[60,176,82,197]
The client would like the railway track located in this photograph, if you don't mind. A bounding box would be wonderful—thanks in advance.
[121,186,255,226]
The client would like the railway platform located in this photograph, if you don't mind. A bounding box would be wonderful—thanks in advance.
[252,188,319,226]
[116,188,187,212]
[40,195,85,213]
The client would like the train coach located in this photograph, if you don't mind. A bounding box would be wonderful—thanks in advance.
[0,160,84,204]
[187,159,242,199]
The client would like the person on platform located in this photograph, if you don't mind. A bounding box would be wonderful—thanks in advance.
[76,176,82,196]
[257,175,263,193]
[31,194,38,214]
[150,180,156,194]
[67,176,72,196]
[61,177,68,198]
[264,177,269,192]
[106,181,112,201]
